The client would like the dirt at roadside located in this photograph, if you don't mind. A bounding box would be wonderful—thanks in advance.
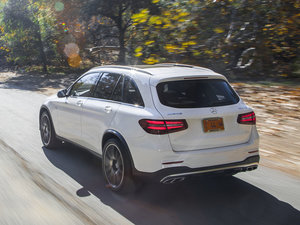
[1,71,299,178]
[233,83,300,178]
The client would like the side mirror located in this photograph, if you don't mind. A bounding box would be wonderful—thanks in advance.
[57,89,67,98]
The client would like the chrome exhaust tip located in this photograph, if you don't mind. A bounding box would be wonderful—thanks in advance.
[246,166,258,172]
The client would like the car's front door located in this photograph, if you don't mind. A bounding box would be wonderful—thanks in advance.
[56,72,100,144]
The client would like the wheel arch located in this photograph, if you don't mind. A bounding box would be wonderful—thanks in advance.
[102,130,136,173]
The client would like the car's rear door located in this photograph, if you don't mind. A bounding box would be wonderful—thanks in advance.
[80,72,122,152]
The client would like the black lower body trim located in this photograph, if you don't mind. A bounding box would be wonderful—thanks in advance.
[133,155,260,183]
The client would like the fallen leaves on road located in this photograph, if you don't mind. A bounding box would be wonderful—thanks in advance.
[233,83,300,177]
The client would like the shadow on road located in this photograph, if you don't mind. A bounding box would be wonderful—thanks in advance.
[43,144,300,225]
[0,72,79,93]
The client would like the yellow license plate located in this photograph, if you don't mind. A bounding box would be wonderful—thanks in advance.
[203,118,224,133]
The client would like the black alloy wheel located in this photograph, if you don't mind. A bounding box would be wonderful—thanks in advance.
[102,138,135,193]
[40,111,59,148]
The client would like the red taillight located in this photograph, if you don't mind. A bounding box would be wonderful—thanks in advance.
[237,112,256,125]
[139,119,188,135]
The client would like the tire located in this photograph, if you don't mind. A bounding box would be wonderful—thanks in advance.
[102,138,136,193]
[40,111,60,149]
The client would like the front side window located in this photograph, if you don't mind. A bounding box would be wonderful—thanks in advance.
[69,73,100,97]
[156,79,239,108]
[94,73,121,99]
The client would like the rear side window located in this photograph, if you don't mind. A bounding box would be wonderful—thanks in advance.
[94,73,121,99]
[123,77,144,107]
[156,79,239,108]
[111,76,123,102]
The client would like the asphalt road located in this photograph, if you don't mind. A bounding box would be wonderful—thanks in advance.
[0,86,299,225]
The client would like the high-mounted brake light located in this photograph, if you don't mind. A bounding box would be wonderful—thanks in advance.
[237,112,256,125]
[139,119,188,135]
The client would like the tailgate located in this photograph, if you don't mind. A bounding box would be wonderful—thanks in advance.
[150,78,253,151]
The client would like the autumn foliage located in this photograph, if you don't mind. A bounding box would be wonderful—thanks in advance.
[131,0,299,77]
[0,0,299,78]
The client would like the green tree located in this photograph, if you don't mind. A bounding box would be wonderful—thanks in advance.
[0,1,9,66]
[1,0,57,72]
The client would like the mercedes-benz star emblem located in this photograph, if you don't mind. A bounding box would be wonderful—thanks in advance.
[210,107,217,114]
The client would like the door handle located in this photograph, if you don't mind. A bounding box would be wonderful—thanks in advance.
[76,100,83,107]
[104,106,112,113]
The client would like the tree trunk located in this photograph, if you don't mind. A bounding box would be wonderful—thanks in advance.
[116,5,126,65]
[36,22,48,73]
[118,29,126,64]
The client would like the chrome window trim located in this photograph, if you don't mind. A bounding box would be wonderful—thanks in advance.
[85,96,145,109]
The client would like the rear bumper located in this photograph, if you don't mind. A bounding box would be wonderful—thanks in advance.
[129,125,259,173]
[133,155,259,183]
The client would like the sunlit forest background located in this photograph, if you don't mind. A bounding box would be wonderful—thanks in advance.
[0,0,299,79]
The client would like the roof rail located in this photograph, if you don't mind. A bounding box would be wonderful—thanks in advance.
[92,65,153,75]
[154,63,213,71]
[155,63,194,68]
[92,63,213,74]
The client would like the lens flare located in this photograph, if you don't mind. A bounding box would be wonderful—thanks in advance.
[63,43,79,57]
[54,2,64,12]
[64,43,81,68]
[67,54,82,68]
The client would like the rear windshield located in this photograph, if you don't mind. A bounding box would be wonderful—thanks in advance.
[156,79,239,108]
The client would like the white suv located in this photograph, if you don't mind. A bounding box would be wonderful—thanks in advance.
[40,64,259,192]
